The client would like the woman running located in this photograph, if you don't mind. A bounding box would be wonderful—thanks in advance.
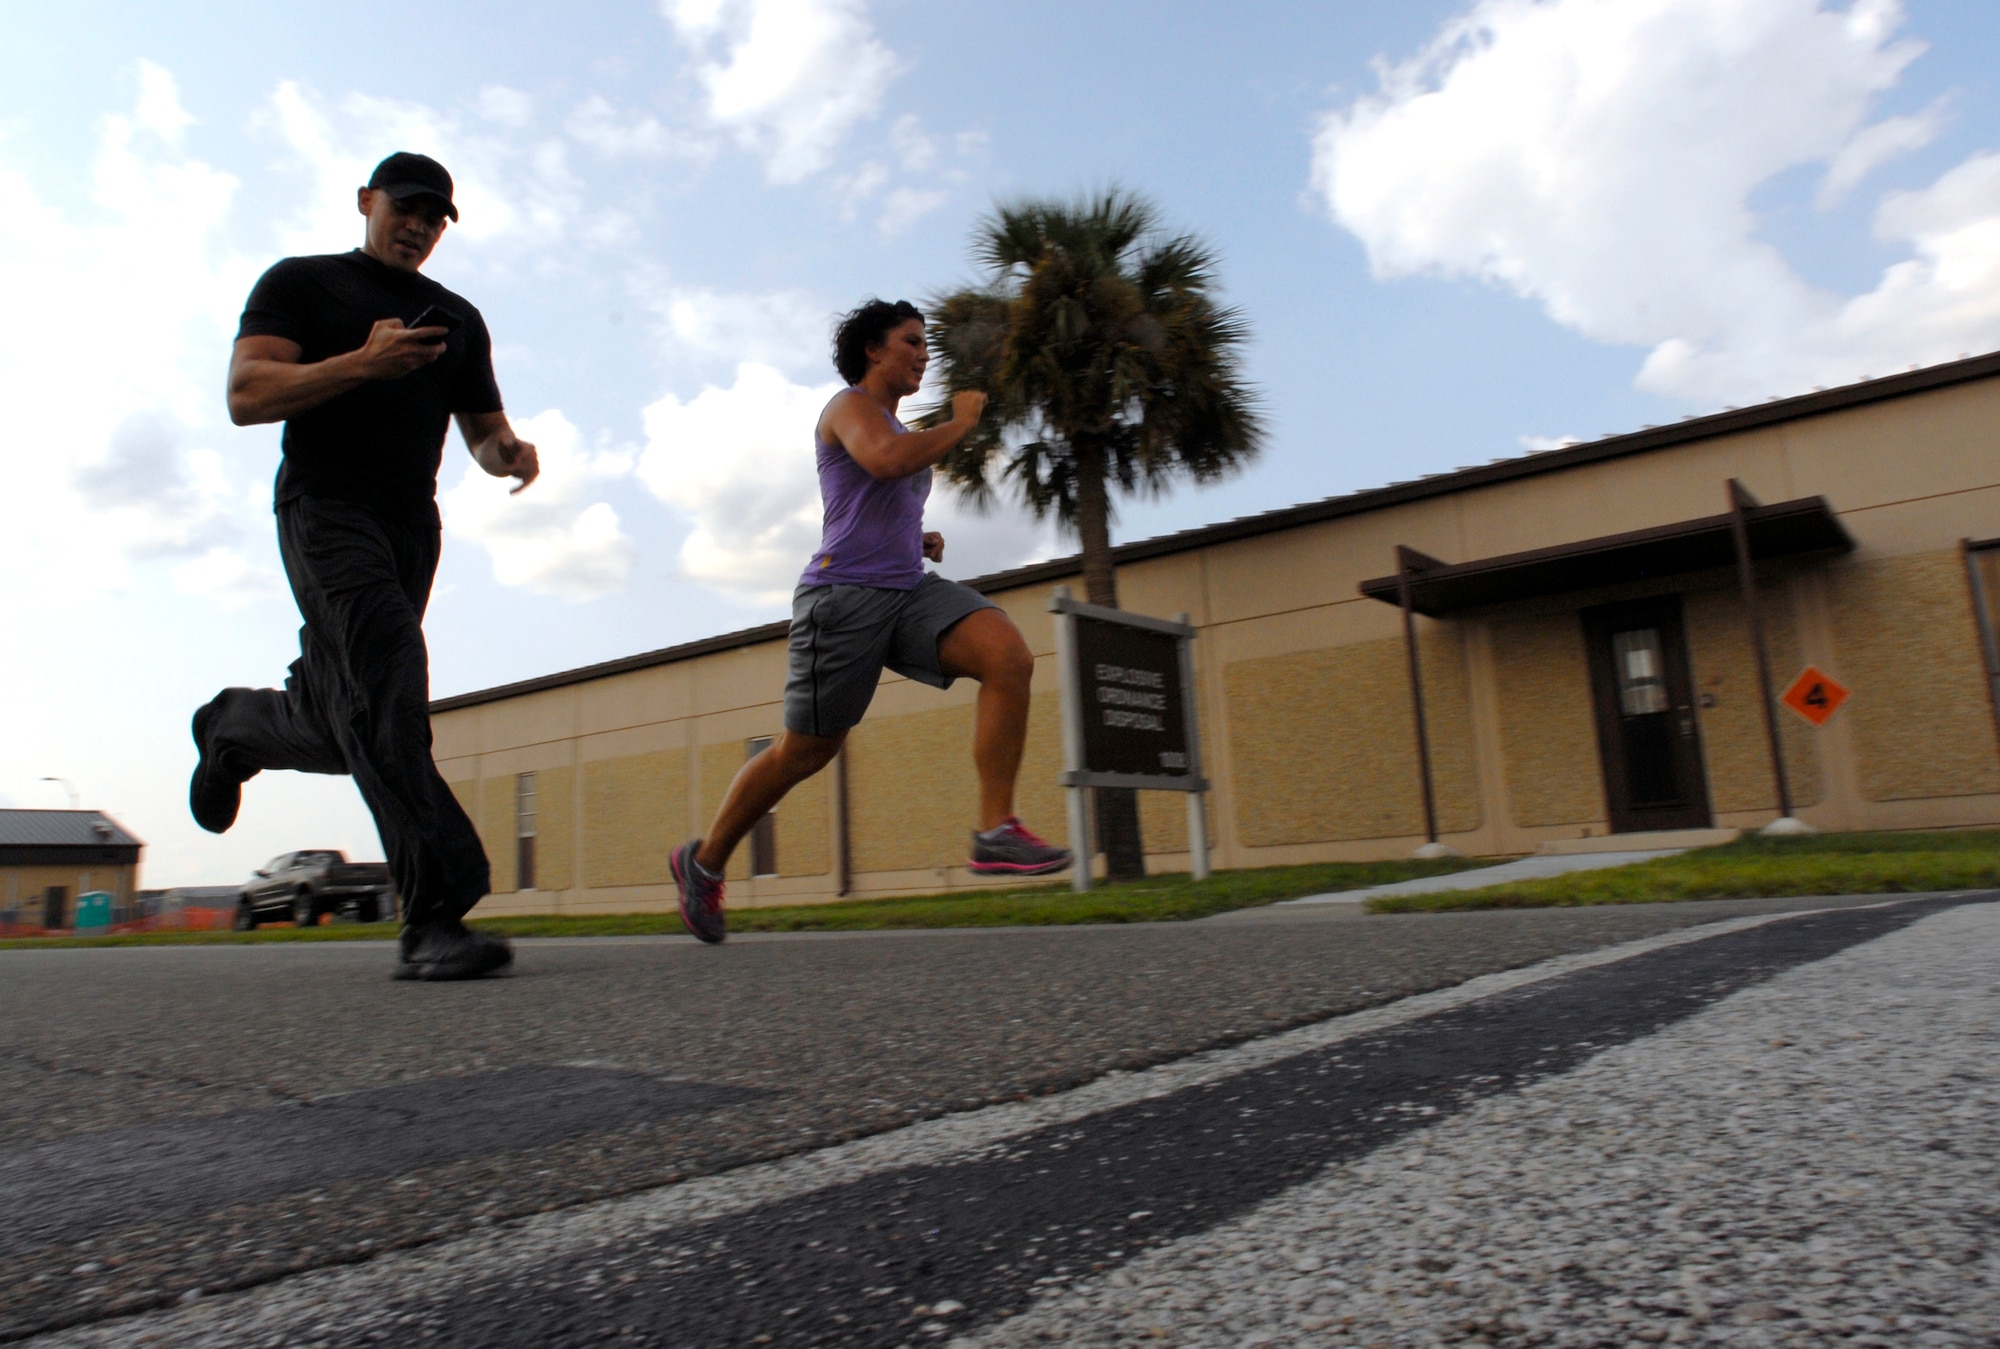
[670,298,1072,942]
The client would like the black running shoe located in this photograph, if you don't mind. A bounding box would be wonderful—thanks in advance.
[392,920,514,981]
[968,817,1073,876]
[670,840,728,944]
[189,693,246,834]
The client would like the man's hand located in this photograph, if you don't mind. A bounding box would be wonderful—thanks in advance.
[353,318,448,380]
[923,531,945,563]
[462,412,539,493]
[950,390,987,426]
[227,320,447,426]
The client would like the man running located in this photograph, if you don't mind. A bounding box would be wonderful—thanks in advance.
[670,299,1071,942]
[190,152,535,981]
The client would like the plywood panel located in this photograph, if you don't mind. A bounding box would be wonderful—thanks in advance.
[1223,628,1479,847]
[697,741,755,883]
[1683,587,1823,813]
[480,777,518,893]
[776,762,832,879]
[533,765,574,893]
[1490,616,1606,828]
[582,751,688,888]
[1831,551,2000,802]
[846,705,978,874]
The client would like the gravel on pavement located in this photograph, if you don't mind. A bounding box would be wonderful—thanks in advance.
[962,899,2000,1347]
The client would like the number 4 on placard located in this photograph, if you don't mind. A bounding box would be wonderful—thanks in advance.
[1780,666,1850,727]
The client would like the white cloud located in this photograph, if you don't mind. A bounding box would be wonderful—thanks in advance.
[0,64,269,599]
[259,82,583,254]
[665,0,898,183]
[1839,151,2000,353]
[1818,99,1944,206]
[173,545,284,608]
[637,363,1053,602]
[833,159,890,219]
[439,409,637,601]
[566,95,706,160]
[889,113,935,171]
[647,283,831,376]
[71,415,253,565]
[878,185,946,237]
[922,485,1061,583]
[1313,0,2000,405]
[638,362,839,600]
[134,59,195,146]
[834,116,969,233]
[476,85,535,128]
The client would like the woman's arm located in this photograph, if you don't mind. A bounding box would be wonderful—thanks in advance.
[826,390,987,480]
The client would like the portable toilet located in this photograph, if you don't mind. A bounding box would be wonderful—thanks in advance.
[74,891,113,932]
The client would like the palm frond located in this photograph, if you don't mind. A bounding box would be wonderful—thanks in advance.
[927,188,1262,545]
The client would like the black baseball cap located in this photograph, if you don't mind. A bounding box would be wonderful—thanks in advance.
[366,151,458,221]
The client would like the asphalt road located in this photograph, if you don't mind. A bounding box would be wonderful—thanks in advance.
[0,894,1944,1343]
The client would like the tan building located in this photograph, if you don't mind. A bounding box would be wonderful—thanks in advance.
[433,354,2000,917]
[0,810,144,930]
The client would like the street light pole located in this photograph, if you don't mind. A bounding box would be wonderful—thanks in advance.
[40,777,79,810]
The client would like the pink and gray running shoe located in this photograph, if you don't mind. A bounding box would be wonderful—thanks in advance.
[670,839,728,943]
[968,817,1073,876]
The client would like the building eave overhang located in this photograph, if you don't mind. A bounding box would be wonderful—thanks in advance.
[1357,496,1855,617]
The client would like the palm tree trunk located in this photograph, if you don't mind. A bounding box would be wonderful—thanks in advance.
[1074,448,1118,609]
[1073,442,1144,880]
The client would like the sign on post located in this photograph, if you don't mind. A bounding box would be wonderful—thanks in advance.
[1049,587,1209,892]
[1781,665,1850,727]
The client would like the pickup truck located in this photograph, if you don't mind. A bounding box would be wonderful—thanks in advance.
[233,851,395,930]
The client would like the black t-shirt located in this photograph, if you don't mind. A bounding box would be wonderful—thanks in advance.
[236,250,503,520]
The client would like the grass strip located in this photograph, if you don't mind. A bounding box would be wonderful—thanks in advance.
[1,857,1491,949]
[482,857,1488,935]
[1367,830,2000,914]
[0,924,397,951]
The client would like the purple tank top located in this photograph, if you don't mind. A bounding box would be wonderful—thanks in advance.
[800,392,930,590]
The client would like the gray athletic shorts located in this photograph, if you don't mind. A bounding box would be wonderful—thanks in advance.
[784,573,1000,736]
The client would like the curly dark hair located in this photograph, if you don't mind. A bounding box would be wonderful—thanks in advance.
[832,298,924,384]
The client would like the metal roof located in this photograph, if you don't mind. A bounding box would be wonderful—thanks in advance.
[0,810,144,848]
[430,348,2000,714]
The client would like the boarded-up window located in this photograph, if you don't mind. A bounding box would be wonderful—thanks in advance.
[1967,540,2000,748]
[746,737,777,877]
[516,772,538,891]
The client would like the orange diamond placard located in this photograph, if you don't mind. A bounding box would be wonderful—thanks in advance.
[1781,666,1850,727]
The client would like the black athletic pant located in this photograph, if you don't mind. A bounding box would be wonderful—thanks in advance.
[208,494,489,927]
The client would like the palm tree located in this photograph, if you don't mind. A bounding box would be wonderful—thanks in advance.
[924,189,1262,879]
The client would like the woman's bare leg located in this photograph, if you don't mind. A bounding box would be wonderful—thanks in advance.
[936,608,1035,831]
[694,730,844,873]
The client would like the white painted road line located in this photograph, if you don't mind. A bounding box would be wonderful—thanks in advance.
[1278,848,1687,905]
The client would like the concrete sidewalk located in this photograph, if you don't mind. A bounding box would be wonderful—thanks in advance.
[1278,848,1686,906]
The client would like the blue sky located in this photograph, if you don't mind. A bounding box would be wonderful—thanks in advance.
[5,0,1998,885]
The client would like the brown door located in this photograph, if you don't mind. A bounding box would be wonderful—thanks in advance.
[1583,597,1712,834]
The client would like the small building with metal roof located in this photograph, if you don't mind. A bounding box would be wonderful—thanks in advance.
[0,810,144,931]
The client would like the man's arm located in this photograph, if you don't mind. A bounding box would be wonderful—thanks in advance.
[225,321,449,426]
[830,390,987,480]
[457,410,540,494]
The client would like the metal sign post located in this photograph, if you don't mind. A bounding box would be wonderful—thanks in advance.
[1049,586,1210,893]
